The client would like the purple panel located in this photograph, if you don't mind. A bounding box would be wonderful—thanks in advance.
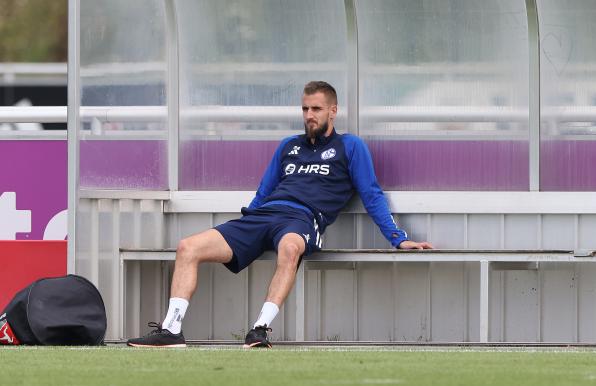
[180,140,279,190]
[80,140,167,189]
[367,140,529,191]
[0,140,67,240]
[179,139,528,191]
[541,140,596,191]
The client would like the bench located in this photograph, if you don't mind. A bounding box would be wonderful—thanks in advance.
[89,189,596,342]
[119,247,596,342]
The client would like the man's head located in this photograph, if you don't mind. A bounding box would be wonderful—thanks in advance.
[302,81,337,141]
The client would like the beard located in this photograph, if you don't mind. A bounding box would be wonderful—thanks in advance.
[304,120,328,140]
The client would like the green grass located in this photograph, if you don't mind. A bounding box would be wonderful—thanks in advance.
[2,346,596,386]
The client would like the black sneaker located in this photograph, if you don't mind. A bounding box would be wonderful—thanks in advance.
[243,325,272,348]
[127,322,186,348]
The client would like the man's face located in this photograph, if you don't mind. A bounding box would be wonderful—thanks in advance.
[302,92,337,139]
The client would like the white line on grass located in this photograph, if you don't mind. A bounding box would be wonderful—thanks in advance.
[3,345,596,354]
[316,379,402,385]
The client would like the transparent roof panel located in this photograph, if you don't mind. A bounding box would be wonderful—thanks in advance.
[538,0,596,190]
[358,0,529,135]
[357,0,530,190]
[177,0,348,189]
[80,0,167,106]
[79,0,168,190]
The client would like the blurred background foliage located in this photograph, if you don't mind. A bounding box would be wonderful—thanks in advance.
[0,0,67,62]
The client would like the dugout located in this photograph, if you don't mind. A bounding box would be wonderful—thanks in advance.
[67,0,596,343]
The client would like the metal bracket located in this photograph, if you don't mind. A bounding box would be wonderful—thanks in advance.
[574,250,596,258]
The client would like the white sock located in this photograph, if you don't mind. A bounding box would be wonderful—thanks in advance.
[162,297,189,334]
[253,302,279,328]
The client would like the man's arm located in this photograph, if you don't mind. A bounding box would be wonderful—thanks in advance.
[345,135,432,250]
[248,137,295,209]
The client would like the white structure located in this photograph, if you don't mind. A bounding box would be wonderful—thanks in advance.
[61,0,596,342]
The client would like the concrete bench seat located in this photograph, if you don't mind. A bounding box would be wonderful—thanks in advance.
[119,247,596,342]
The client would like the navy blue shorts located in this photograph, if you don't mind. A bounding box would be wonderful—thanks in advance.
[214,205,322,274]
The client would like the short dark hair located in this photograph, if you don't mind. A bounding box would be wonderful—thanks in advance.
[303,81,337,105]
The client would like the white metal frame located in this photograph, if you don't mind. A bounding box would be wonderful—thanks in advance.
[6,105,596,124]
[52,0,596,342]
[165,0,179,191]
[158,191,596,214]
[67,0,81,274]
[0,62,66,86]
[77,189,596,215]
[526,0,541,191]
[120,248,595,342]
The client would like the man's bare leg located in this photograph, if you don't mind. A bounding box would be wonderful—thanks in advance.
[162,229,233,333]
[127,229,233,347]
[170,229,233,299]
[266,233,305,305]
[252,233,305,328]
[245,233,305,348]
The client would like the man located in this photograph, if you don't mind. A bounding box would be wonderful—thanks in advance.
[127,81,433,349]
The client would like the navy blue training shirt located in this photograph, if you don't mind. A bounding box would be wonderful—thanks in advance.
[248,128,409,248]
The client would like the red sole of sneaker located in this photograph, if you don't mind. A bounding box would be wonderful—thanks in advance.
[243,343,272,349]
[127,343,187,348]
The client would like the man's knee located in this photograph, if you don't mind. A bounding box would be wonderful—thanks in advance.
[177,238,196,262]
[176,229,233,265]
[277,236,304,268]
[176,235,208,263]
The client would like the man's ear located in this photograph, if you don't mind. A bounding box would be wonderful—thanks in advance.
[330,104,338,120]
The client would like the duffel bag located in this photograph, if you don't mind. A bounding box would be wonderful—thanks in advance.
[0,274,106,345]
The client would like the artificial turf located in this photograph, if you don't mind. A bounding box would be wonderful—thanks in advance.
[1,346,595,386]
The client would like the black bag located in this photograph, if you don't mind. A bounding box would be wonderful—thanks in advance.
[0,275,106,345]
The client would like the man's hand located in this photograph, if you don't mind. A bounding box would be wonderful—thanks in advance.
[398,240,434,250]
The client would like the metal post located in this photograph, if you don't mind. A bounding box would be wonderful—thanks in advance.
[128,261,142,338]
[295,262,306,341]
[90,200,99,286]
[344,0,359,135]
[526,0,541,191]
[165,0,179,191]
[480,260,490,342]
[67,0,81,274]
[111,200,121,339]
[119,254,125,339]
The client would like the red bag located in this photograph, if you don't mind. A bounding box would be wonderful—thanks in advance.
[0,317,20,345]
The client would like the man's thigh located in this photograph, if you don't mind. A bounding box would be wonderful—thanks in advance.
[214,212,272,274]
[272,214,321,257]
[181,229,233,264]
[215,206,321,273]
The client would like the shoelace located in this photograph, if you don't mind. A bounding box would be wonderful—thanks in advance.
[255,326,272,333]
[145,322,164,335]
